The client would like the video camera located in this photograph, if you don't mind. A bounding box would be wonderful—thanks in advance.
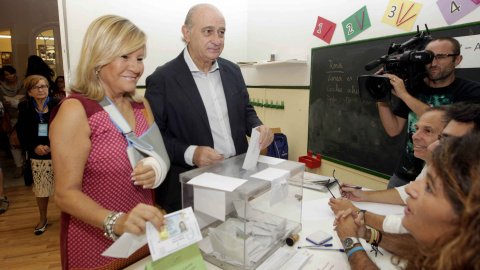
[358,25,435,102]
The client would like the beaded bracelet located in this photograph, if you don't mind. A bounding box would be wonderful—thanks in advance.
[104,211,124,240]
[103,211,117,237]
[368,228,375,244]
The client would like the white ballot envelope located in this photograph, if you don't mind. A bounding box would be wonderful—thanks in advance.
[101,233,147,258]
[242,128,261,170]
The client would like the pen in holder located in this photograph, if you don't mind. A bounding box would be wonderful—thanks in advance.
[286,234,300,246]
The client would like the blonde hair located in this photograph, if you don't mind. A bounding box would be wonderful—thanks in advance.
[70,15,146,102]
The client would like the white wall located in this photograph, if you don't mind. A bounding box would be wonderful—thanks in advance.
[0,0,60,79]
[242,0,480,86]
[58,0,248,87]
[59,0,480,87]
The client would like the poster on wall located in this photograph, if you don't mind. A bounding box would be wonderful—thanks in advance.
[381,0,423,31]
[436,0,480,25]
[342,6,371,42]
[313,16,336,44]
[1,52,13,66]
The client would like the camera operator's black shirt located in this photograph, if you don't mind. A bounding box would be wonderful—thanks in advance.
[392,77,480,181]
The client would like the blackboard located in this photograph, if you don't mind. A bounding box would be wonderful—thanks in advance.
[309,22,480,178]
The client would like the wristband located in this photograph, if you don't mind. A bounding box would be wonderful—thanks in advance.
[368,228,375,244]
[347,246,365,260]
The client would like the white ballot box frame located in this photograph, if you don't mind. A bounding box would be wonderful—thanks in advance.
[180,154,304,270]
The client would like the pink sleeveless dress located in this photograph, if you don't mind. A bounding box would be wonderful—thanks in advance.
[52,94,154,269]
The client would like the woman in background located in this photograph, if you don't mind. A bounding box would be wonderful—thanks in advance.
[0,66,27,178]
[25,55,55,95]
[16,75,60,234]
[51,76,66,99]
[50,15,166,269]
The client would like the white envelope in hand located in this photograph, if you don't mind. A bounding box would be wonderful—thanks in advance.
[101,233,147,258]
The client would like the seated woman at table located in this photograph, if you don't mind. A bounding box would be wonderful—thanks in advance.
[50,15,167,269]
[334,133,480,270]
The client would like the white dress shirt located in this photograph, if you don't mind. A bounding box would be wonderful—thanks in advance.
[183,48,236,166]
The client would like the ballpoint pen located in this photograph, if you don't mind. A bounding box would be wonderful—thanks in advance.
[342,185,362,189]
[297,246,345,252]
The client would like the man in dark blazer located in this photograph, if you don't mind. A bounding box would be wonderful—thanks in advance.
[145,4,274,213]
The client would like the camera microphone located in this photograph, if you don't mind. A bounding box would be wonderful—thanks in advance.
[365,59,382,71]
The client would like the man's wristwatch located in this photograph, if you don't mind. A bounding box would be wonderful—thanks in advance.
[342,237,361,249]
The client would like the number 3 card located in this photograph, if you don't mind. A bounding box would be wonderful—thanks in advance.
[436,0,480,25]
[381,0,423,32]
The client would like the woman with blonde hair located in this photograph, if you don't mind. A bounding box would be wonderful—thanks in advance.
[50,15,168,269]
[16,75,60,234]
[334,133,480,270]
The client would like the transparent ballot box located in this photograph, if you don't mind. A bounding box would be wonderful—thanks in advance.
[180,154,304,269]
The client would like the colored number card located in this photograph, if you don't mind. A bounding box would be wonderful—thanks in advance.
[436,0,480,25]
[382,0,423,32]
[313,16,336,44]
[342,6,371,42]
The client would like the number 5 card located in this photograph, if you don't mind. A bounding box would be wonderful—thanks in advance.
[436,0,480,25]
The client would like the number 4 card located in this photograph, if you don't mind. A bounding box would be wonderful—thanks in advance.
[382,0,423,32]
[313,17,336,44]
[436,0,480,25]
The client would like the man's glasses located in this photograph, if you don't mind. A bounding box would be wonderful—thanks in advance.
[31,85,48,91]
[433,53,459,60]
[326,170,341,199]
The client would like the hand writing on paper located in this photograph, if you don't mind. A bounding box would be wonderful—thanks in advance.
[339,182,365,201]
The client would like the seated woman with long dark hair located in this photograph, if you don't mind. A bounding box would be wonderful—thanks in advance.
[334,133,480,269]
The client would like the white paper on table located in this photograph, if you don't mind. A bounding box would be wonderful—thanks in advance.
[187,172,247,192]
[101,233,147,258]
[258,155,286,165]
[257,246,297,270]
[194,187,226,221]
[301,198,407,222]
[351,201,405,216]
[242,128,261,170]
[302,198,336,221]
[146,207,202,261]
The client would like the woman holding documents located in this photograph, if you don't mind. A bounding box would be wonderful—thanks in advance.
[51,15,169,269]
[334,133,480,270]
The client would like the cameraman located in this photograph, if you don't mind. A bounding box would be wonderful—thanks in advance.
[378,37,480,188]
